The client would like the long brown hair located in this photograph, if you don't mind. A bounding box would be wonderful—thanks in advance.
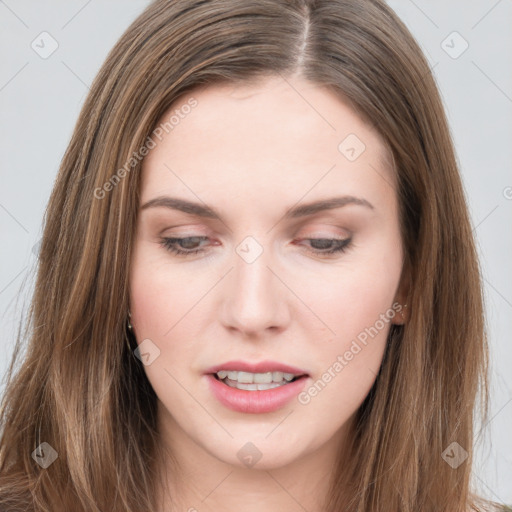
[0,0,499,510]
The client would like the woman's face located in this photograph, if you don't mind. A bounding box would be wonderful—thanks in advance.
[129,75,406,471]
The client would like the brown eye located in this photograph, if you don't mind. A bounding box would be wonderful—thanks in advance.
[160,236,209,256]
[300,237,352,256]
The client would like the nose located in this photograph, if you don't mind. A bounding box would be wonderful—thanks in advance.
[219,242,291,337]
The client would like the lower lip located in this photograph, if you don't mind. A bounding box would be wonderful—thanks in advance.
[205,374,309,414]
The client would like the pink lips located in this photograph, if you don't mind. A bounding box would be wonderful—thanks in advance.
[203,360,309,376]
[204,360,310,414]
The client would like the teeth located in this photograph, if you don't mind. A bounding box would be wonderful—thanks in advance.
[272,371,284,381]
[254,372,273,383]
[237,371,256,383]
[226,380,286,391]
[215,370,298,384]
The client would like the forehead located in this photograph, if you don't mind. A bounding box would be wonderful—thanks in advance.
[140,76,395,212]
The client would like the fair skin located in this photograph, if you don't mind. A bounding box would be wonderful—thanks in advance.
[129,74,407,512]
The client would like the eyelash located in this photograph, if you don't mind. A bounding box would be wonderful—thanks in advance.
[159,236,352,258]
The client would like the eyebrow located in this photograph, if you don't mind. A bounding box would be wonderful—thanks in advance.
[140,195,374,220]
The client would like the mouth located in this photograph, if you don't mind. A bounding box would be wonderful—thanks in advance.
[204,361,310,413]
[211,370,306,391]
[205,370,309,414]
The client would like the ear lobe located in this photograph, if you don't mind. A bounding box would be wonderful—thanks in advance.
[392,263,411,325]
[392,303,408,325]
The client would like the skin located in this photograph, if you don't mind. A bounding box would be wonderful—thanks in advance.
[129,74,408,512]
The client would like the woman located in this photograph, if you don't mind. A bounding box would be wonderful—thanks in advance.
[0,0,504,510]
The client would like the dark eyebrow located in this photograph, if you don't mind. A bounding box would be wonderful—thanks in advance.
[283,196,374,218]
[140,195,374,220]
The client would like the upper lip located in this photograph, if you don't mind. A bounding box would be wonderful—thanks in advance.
[204,360,309,376]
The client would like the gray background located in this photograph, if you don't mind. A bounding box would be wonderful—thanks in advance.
[0,0,510,504]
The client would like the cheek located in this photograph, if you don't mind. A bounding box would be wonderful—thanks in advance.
[305,251,402,346]
[128,247,195,403]
[299,242,402,406]
[297,279,395,428]
[128,244,213,389]
[129,244,181,339]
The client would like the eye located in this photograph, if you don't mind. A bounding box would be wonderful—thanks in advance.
[298,237,352,257]
[160,236,352,258]
[159,236,209,256]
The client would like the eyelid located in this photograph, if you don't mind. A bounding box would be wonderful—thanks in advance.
[159,234,353,258]
[297,225,352,240]
[158,223,352,246]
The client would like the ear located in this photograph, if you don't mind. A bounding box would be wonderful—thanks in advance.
[391,262,410,325]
